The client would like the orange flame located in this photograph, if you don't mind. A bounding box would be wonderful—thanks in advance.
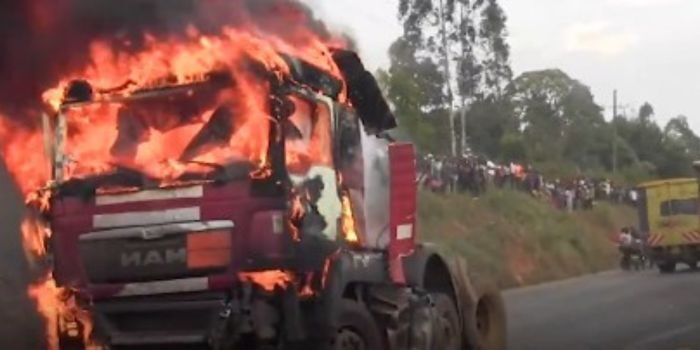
[23,216,100,350]
[238,270,294,292]
[0,22,345,193]
[0,4,348,349]
[340,192,360,245]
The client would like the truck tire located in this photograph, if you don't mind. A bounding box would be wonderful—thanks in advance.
[333,299,382,350]
[658,261,676,274]
[474,286,507,350]
[431,293,461,350]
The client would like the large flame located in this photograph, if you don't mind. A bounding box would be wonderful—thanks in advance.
[0,1,349,349]
[36,24,342,185]
[23,215,100,349]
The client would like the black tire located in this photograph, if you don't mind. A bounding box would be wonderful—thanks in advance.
[658,261,676,274]
[333,299,382,350]
[431,293,462,350]
[474,286,507,350]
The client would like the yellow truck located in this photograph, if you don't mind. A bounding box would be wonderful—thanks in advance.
[637,178,700,273]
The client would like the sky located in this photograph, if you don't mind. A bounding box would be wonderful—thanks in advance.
[302,0,700,132]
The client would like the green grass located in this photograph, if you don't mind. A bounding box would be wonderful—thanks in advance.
[418,189,637,288]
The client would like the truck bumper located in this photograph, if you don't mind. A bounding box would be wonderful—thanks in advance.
[649,244,700,264]
[93,291,226,346]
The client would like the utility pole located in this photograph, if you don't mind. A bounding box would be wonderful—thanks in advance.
[438,0,456,157]
[612,89,618,175]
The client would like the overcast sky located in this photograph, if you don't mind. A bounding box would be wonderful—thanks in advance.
[303,0,700,132]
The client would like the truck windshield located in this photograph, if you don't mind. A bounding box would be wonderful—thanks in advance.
[55,84,269,188]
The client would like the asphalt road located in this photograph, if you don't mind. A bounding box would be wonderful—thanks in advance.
[507,268,700,350]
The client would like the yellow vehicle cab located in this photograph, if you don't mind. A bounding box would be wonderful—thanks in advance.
[637,178,700,273]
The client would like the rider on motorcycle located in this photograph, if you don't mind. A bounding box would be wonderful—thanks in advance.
[618,226,651,270]
[618,227,635,270]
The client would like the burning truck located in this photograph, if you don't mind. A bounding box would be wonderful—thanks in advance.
[0,1,505,349]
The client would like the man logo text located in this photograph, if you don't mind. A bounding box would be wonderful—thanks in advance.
[121,248,186,267]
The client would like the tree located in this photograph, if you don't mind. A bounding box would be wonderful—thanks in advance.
[398,0,457,154]
[638,102,655,124]
[507,69,606,166]
[377,38,451,154]
[664,115,700,157]
[476,0,512,98]
[397,0,511,155]
[448,0,483,153]
[462,98,517,158]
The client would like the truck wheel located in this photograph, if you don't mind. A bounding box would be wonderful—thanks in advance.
[431,293,461,350]
[333,299,382,350]
[475,287,507,350]
[658,262,676,274]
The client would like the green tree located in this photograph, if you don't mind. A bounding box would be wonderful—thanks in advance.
[638,102,655,124]
[462,98,517,158]
[612,105,696,177]
[378,38,451,154]
[476,0,512,98]
[664,115,700,158]
[507,69,606,166]
[397,0,511,155]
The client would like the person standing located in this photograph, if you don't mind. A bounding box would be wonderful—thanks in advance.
[565,186,575,213]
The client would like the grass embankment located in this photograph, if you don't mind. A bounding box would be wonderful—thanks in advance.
[419,189,637,289]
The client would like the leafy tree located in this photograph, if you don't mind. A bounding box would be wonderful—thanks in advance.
[378,38,451,154]
[499,131,527,161]
[638,102,655,124]
[507,69,606,165]
[612,106,700,178]
[398,0,457,154]
[397,0,511,155]
[476,0,512,98]
[387,2,696,183]
[665,115,700,158]
[463,97,517,158]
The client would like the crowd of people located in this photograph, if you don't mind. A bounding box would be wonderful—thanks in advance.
[418,153,639,212]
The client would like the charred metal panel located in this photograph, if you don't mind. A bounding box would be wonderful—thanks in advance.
[281,54,344,99]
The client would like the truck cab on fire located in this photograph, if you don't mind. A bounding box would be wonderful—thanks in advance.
[41,49,505,350]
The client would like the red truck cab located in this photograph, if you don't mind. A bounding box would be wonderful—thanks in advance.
[43,51,504,350]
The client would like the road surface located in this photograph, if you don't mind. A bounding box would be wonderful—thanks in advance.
[507,269,700,350]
